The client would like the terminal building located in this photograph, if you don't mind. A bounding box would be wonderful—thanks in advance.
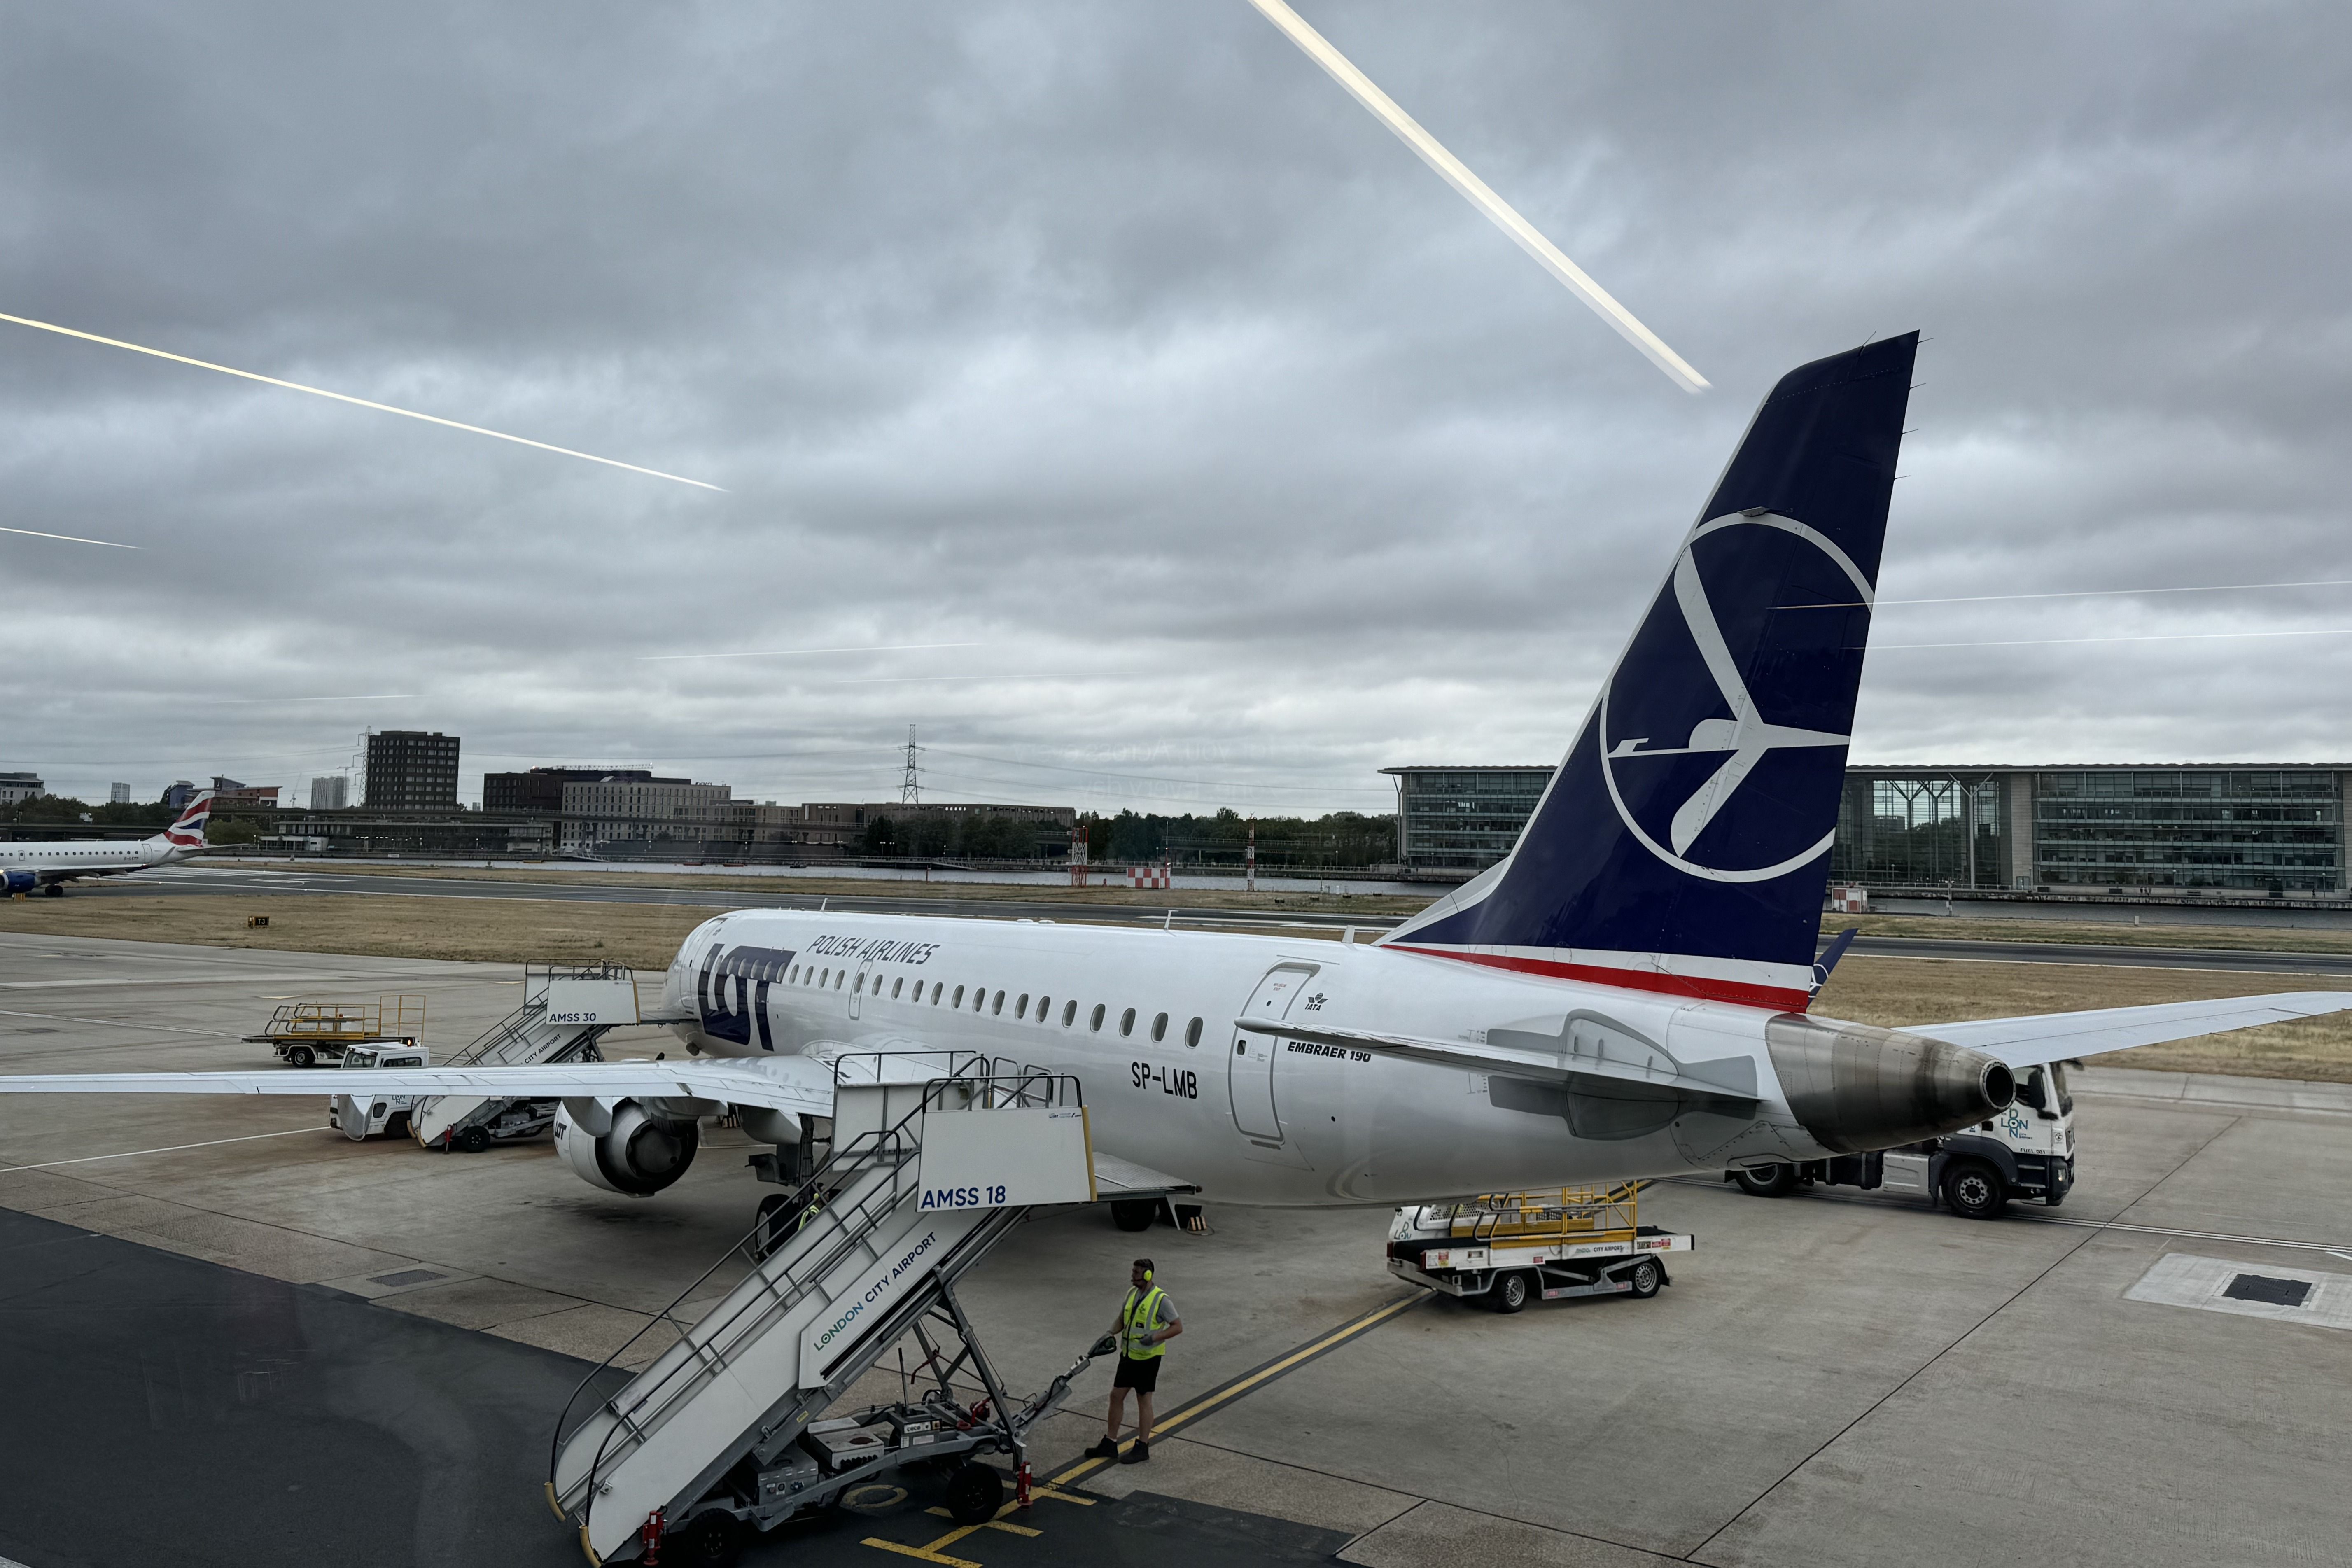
[1386,762,2351,896]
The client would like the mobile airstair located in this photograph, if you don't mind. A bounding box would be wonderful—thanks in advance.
[546,1058,1160,1565]
[411,964,645,1151]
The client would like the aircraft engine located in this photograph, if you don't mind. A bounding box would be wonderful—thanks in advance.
[1764,1015,2015,1154]
[2,870,37,895]
[554,1099,701,1196]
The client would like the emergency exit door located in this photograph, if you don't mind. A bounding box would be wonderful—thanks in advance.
[1230,964,1316,1141]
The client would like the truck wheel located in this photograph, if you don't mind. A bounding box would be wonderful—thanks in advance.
[945,1462,1003,1525]
[678,1507,745,1566]
[1622,1257,1662,1299]
[287,1046,315,1069]
[1489,1270,1534,1314]
[1943,1159,2007,1220]
[1732,1163,1799,1198]
[1111,1199,1157,1232]
[455,1126,491,1154]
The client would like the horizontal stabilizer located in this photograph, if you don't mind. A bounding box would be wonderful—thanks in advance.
[1911,991,2352,1067]
[1235,1017,1758,1107]
[0,1057,837,1116]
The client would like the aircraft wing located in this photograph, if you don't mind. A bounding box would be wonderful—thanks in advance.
[1238,1018,1760,1104]
[1908,990,2352,1068]
[0,1056,837,1117]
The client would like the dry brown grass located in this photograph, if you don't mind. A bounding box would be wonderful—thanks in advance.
[1815,955,2352,1082]
[9,893,2349,1083]
[205,859,1433,918]
[1845,912,2352,954]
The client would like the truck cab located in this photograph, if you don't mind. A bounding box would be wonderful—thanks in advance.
[1729,1061,2077,1220]
[327,1043,431,1141]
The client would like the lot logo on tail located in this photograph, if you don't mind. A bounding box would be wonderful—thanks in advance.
[1599,511,1872,883]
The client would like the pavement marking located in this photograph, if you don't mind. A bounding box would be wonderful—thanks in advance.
[2014,1211,2352,1255]
[0,1125,321,1173]
[1049,1290,1428,1490]
[2126,1253,2352,1331]
[862,1481,1089,1565]
[0,1007,238,1037]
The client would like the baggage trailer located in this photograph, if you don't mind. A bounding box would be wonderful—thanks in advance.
[1725,1061,2078,1220]
[1386,1184,1693,1314]
[249,995,426,1068]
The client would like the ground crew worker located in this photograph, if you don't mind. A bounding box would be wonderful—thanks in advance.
[1086,1258,1181,1464]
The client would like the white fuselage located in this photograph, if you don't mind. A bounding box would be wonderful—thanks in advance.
[0,833,193,886]
[659,908,1842,1208]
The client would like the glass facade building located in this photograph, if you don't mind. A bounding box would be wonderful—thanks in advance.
[1387,761,2350,894]
[1381,766,1554,873]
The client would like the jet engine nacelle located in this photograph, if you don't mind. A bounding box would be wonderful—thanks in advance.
[553,1099,701,1196]
[2,870,37,895]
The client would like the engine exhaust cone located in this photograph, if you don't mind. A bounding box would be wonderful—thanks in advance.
[1766,1015,2015,1155]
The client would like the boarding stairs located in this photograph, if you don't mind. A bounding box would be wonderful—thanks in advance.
[411,964,642,1150]
[547,1059,1105,1563]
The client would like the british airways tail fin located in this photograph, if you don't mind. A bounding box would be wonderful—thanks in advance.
[1381,335,1917,1011]
[156,790,215,855]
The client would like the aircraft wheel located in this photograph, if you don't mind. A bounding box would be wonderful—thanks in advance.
[754,1193,791,1258]
[287,1046,315,1069]
[1943,1159,2008,1220]
[43,883,64,897]
[1489,1269,1533,1314]
[1622,1258,1662,1300]
[1732,1163,1800,1198]
[944,1461,1003,1525]
[455,1125,491,1154]
[1110,1199,1157,1232]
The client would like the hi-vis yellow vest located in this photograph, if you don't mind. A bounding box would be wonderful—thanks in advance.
[1122,1286,1169,1359]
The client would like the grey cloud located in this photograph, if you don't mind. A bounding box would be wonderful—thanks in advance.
[3,1,2350,810]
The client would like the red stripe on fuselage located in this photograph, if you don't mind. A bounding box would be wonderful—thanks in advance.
[1388,945,1809,1013]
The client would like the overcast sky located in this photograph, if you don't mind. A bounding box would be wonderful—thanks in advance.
[4,2,2348,813]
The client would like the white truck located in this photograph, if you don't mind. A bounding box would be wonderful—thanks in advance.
[1727,1061,2077,1219]
[1386,1185,1694,1313]
[326,1042,432,1140]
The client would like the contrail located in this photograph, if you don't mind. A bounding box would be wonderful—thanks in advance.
[0,311,724,492]
[1791,578,2352,609]
[1874,628,2352,650]
[639,642,984,662]
[0,524,139,549]
[1245,0,1707,394]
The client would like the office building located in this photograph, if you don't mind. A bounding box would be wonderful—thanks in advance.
[0,772,44,806]
[364,731,460,812]
[309,776,349,811]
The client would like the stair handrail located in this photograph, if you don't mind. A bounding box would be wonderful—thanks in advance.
[546,1066,1081,1540]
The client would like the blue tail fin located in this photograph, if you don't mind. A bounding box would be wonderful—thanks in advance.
[1382,335,1917,1010]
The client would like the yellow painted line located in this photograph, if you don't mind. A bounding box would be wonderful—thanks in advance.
[859,1540,980,1568]
[1028,1485,1094,1506]
[1049,1291,1426,1487]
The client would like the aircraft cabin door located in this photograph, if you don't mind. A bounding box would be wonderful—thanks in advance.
[1230,963,1317,1141]
[848,957,872,1020]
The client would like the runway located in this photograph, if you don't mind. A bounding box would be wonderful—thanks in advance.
[57,865,2352,977]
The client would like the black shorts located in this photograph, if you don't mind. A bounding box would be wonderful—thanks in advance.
[1112,1354,1161,1392]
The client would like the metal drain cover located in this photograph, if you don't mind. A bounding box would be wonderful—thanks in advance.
[2221,1273,2312,1308]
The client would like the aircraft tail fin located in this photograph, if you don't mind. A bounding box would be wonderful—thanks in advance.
[159,791,215,852]
[1380,335,1918,1012]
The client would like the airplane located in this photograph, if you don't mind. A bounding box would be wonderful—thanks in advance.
[5,336,2348,1221]
[0,790,214,897]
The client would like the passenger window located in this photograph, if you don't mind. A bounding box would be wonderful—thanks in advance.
[835,971,845,989]
[992,990,1006,1015]
[1185,1017,1202,1048]
[819,968,830,987]
[1152,1013,1168,1042]
[1015,994,1030,1020]
[892,976,904,999]
[1037,995,1050,1022]
[1120,1008,1136,1037]
[1090,1004,1105,1031]
[952,985,965,1008]
[1063,1000,1077,1027]
[932,982,944,1004]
